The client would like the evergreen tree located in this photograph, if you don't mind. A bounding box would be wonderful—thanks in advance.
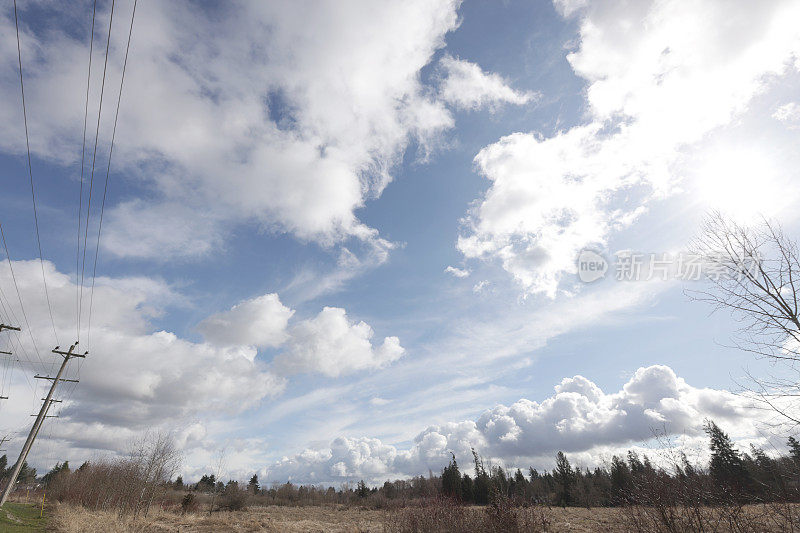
[610,454,631,501]
[472,448,490,504]
[511,468,527,499]
[175,475,184,490]
[196,474,216,492]
[553,451,574,507]
[356,479,369,498]
[0,454,7,477]
[18,461,36,483]
[491,465,509,497]
[461,473,474,503]
[627,451,644,474]
[441,453,461,499]
[249,474,259,494]
[42,461,70,485]
[788,436,800,463]
[704,420,752,496]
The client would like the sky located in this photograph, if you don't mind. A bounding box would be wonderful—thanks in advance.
[0,0,799,485]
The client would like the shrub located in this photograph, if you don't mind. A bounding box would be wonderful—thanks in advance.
[218,485,248,511]
[180,493,196,514]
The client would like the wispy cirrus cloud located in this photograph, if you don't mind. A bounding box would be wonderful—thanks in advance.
[437,54,538,111]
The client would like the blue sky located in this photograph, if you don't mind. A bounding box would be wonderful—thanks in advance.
[1,0,800,484]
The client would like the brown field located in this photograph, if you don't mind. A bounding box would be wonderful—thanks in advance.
[49,504,618,532]
[47,502,800,533]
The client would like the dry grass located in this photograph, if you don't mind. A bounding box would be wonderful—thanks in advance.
[50,502,800,532]
[52,503,387,532]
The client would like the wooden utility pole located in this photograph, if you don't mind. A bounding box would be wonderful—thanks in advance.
[0,342,86,508]
[0,349,10,400]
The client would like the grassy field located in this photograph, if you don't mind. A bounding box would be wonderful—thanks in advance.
[0,501,795,532]
[6,503,622,532]
[0,502,48,532]
[34,503,781,533]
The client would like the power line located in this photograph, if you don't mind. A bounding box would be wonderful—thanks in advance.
[13,0,59,348]
[77,0,99,344]
[88,0,137,349]
[0,344,86,508]
[79,0,115,343]
[0,285,39,396]
[0,221,44,372]
[0,298,35,397]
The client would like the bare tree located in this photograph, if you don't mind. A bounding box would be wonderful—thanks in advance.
[208,446,227,515]
[689,212,800,425]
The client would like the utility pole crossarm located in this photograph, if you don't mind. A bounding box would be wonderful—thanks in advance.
[34,375,79,383]
[0,324,21,332]
[0,350,11,355]
[52,347,87,358]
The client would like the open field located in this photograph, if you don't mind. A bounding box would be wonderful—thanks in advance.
[35,502,800,533]
[18,504,622,532]
[0,502,48,532]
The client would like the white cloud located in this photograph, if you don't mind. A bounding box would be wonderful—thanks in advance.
[773,102,800,128]
[101,201,225,260]
[370,397,391,406]
[459,0,800,296]
[0,260,285,456]
[198,293,294,351]
[274,307,405,378]
[472,280,490,293]
[263,365,765,484]
[0,1,461,259]
[0,264,405,463]
[438,54,538,111]
[444,265,470,278]
[199,294,406,377]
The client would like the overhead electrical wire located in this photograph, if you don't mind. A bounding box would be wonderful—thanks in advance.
[87,0,138,350]
[0,273,40,397]
[78,0,115,344]
[0,221,45,372]
[13,0,60,348]
[77,0,99,345]
[3,1,137,450]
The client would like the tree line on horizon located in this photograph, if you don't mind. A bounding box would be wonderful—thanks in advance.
[4,418,800,510]
[175,420,800,509]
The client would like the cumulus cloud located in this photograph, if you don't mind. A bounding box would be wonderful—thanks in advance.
[274,307,405,377]
[438,54,537,110]
[0,1,460,259]
[773,102,800,128]
[444,265,470,278]
[195,295,405,377]
[0,262,404,463]
[0,260,285,456]
[198,293,294,350]
[459,0,800,296]
[263,365,763,484]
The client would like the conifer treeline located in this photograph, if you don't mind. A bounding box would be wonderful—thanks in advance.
[184,420,800,508]
[21,420,800,509]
